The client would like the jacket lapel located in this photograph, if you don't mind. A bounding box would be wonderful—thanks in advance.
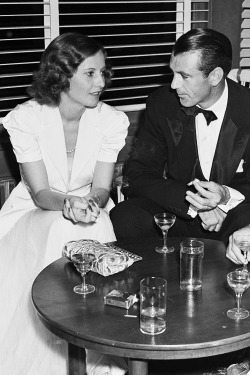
[173,109,199,182]
[210,79,250,184]
[210,117,247,184]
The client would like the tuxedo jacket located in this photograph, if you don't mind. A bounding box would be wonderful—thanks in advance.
[125,78,250,219]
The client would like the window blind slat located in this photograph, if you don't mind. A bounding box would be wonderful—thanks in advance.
[241,0,250,68]
[241,39,250,48]
[241,48,250,57]
[242,19,250,27]
[240,58,250,66]
[243,0,250,7]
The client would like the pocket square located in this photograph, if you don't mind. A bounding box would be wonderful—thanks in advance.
[236,159,244,173]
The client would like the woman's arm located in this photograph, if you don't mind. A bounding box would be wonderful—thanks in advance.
[20,160,66,210]
[85,160,115,208]
[20,161,98,223]
[20,159,115,222]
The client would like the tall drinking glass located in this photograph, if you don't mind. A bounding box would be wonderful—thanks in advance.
[180,240,204,291]
[140,277,167,335]
[154,212,176,253]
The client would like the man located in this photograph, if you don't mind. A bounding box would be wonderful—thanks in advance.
[110,28,250,243]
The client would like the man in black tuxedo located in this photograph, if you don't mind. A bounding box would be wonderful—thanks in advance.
[110,28,250,243]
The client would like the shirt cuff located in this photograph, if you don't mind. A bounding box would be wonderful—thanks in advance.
[187,205,198,218]
[218,186,245,213]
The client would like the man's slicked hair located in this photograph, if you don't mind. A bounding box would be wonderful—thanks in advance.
[172,28,232,77]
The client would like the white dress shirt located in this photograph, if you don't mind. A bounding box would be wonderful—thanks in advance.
[188,81,244,217]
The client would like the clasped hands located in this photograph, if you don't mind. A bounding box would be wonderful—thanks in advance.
[185,179,229,232]
[63,195,100,223]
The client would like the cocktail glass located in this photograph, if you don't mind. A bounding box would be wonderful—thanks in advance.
[154,212,176,253]
[71,253,95,295]
[227,269,250,319]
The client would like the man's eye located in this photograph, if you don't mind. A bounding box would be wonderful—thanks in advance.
[182,74,188,79]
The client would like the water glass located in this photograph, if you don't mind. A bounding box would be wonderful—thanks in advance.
[180,239,204,291]
[140,277,167,335]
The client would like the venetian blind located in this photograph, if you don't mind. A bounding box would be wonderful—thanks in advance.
[0,0,210,120]
[241,0,250,67]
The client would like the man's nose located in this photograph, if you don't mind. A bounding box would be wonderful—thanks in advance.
[171,74,181,90]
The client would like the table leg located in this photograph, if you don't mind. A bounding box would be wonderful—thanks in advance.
[68,343,86,375]
[128,358,148,375]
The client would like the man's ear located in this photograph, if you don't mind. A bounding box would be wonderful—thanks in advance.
[208,67,224,87]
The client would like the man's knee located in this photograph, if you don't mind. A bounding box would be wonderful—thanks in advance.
[110,199,160,240]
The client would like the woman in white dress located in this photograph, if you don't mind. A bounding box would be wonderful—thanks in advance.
[0,33,129,375]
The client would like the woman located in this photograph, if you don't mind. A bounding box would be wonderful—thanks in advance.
[0,33,129,375]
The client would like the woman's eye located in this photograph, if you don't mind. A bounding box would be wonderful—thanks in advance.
[86,71,94,77]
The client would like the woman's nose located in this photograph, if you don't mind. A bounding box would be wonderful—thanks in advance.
[96,73,105,88]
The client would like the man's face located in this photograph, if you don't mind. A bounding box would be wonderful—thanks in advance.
[169,51,214,108]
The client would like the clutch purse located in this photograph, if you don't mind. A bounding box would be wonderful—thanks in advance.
[63,239,142,277]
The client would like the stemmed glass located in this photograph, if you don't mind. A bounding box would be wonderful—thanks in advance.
[227,269,250,319]
[154,212,176,253]
[71,253,95,295]
[234,235,250,271]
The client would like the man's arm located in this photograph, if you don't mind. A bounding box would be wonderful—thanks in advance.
[185,179,245,231]
[185,179,233,210]
[198,207,227,232]
[125,91,193,219]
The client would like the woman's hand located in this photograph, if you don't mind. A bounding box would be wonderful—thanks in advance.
[63,195,100,223]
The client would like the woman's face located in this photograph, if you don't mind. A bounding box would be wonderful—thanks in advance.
[65,51,106,109]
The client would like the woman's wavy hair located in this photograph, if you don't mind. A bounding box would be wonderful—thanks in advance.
[27,32,113,105]
[172,28,232,77]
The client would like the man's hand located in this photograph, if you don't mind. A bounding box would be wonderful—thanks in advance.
[186,179,230,211]
[226,226,250,264]
[198,207,227,232]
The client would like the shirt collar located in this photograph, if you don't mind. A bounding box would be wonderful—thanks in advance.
[206,80,228,120]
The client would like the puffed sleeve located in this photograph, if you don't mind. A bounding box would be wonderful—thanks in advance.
[97,103,129,163]
[2,100,42,163]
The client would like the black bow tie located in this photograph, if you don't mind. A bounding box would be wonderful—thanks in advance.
[182,106,217,126]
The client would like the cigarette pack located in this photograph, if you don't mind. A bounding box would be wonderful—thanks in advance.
[104,290,138,309]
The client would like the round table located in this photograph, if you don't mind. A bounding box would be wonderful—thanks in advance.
[32,237,250,375]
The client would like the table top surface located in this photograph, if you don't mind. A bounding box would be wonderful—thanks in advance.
[32,237,250,360]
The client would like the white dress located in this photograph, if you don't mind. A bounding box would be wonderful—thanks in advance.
[0,100,129,375]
